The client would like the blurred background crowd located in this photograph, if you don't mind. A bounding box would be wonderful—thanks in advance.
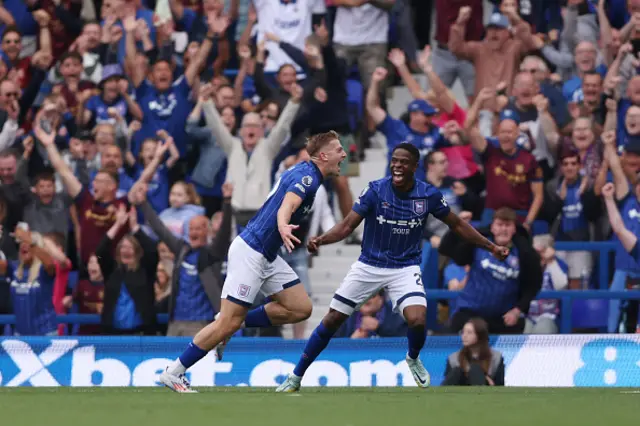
[0,0,639,340]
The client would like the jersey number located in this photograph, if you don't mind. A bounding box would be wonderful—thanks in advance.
[414,273,423,287]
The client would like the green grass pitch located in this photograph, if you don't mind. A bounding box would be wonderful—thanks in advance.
[1,387,637,426]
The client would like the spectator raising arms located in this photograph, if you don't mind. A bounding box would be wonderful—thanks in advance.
[134,182,233,337]
[34,114,129,264]
[97,204,158,335]
[202,82,302,229]
[439,207,542,334]
[9,226,57,336]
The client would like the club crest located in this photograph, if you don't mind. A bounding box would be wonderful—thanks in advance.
[413,200,425,215]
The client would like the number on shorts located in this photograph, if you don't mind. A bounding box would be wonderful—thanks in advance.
[414,273,423,287]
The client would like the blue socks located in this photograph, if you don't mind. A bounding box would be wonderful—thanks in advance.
[407,326,426,360]
[293,322,335,377]
[178,341,208,370]
[244,305,273,328]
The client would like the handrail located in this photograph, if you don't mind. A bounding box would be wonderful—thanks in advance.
[426,290,640,333]
[1,291,638,333]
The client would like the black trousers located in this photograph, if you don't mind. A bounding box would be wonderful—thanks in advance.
[449,308,525,334]
[442,364,488,386]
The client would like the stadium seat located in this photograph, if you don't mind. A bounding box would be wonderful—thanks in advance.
[571,299,609,330]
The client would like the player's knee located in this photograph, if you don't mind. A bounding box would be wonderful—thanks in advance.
[294,297,313,322]
[216,312,245,334]
[323,309,348,331]
[404,306,427,328]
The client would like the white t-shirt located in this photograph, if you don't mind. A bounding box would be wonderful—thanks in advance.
[333,4,389,46]
[254,0,326,72]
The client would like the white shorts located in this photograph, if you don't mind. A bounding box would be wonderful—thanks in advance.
[329,261,427,317]
[221,237,300,307]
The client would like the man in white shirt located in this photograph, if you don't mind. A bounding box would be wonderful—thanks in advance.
[332,0,393,89]
[253,0,326,72]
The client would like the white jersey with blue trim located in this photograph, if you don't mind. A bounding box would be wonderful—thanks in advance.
[241,161,323,262]
[353,176,450,268]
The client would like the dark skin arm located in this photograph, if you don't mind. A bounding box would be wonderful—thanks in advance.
[308,211,364,253]
[441,211,509,260]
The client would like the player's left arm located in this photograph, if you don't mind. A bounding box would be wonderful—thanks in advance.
[441,211,498,254]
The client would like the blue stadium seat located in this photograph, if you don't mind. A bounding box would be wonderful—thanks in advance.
[571,299,609,330]
[346,79,363,133]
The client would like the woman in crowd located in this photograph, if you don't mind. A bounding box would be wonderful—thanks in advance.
[97,205,158,335]
[442,318,505,386]
[8,226,57,336]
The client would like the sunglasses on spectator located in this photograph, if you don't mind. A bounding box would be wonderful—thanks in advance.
[260,113,278,121]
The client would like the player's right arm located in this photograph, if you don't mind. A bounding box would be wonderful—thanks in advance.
[602,182,638,253]
[308,210,364,253]
[441,211,509,261]
[309,183,374,252]
[278,192,304,253]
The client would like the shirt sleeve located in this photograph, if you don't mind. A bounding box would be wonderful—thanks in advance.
[173,74,192,94]
[377,115,407,150]
[73,186,90,207]
[352,184,377,217]
[427,188,451,220]
[135,79,150,96]
[285,173,317,201]
[527,157,544,182]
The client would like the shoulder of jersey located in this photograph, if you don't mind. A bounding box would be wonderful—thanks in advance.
[416,179,433,191]
[371,177,390,189]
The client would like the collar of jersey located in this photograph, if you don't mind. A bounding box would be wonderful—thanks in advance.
[390,179,416,199]
[310,160,324,184]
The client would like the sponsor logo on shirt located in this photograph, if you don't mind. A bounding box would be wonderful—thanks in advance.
[376,215,424,229]
[480,257,520,280]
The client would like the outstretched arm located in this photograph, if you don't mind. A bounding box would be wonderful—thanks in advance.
[441,211,505,258]
[603,183,637,253]
[311,211,364,249]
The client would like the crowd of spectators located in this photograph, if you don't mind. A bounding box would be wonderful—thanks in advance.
[0,0,639,338]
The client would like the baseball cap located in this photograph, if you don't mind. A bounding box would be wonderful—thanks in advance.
[407,99,437,116]
[499,108,520,124]
[487,13,510,29]
[100,63,124,86]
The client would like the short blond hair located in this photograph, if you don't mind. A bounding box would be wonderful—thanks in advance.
[306,130,339,157]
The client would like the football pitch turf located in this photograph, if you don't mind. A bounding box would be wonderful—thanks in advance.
[2,388,638,426]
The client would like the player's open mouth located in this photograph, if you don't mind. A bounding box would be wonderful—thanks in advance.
[392,170,403,183]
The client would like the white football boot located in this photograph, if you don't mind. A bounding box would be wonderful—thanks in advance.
[406,354,431,388]
[275,373,301,393]
[159,367,198,393]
